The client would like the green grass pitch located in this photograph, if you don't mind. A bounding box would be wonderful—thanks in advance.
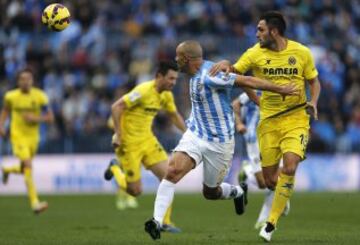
[0,192,359,244]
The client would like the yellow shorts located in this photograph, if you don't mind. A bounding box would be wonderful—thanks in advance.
[257,111,310,167]
[11,142,38,161]
[115,137,168,183]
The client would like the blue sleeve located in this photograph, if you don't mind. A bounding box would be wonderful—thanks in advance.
[205,72,236,89]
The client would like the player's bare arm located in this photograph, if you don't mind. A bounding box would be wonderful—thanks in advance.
[234,75,299,96]
[166,112,186,133]
[111,97,127,147]
[306,76,321,120]
[0,106,9,137]
[232,99,247,134]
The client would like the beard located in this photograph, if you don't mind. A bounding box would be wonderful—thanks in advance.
[259,34,275,48]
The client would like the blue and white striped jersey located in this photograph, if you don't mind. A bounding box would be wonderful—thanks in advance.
[186,60,237,143]
[238,91,261,143]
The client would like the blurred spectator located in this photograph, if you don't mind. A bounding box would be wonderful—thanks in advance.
[0,0,359,153]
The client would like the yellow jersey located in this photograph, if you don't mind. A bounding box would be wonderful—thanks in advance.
[234,40,318,120]
[4,88,49,143]
[120,80,177,144]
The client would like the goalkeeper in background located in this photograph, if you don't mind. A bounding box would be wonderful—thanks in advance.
[104,61,186,233]
[0,68,54,214]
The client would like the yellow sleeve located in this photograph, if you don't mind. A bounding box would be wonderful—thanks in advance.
[40,91,49,106]
[233,48,254,74]
[122,85,145,108]
[303,48,318,80]
[3,92,12,109]
[163,92,177,113]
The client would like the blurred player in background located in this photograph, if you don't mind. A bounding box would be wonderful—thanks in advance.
[0,68,54,214]
[104,61,186,232]
[210,11,321,242]
[144,40,298,240]
[107,117,138,210]
[232,92,289,230]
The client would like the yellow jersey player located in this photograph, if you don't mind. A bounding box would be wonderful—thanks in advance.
[210,11,321,242]
[104,61,186,233]
[107,117,138,210]
[0,68,54,214]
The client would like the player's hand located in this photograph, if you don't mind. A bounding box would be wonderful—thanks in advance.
[236,123,247,134]
[279,83,299,96]
[112,133,121,149]
[23,113,39,123]
[306,101,318,120]
[209,60,232,76]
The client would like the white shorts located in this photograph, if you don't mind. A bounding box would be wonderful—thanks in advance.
[246,141,262,173]
[174,130,235,188]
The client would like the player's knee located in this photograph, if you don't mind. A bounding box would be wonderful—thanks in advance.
[264,178,277,190]
[127,186,142,197]
[202,188,221,200]
[282,165,297,176]
[258,181,267,189]
[165,166,182,183]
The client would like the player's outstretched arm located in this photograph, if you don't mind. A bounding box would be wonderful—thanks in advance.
[167,112,186,133]
[111,97,127,147]
[0,107,9,137]
[234,75,299,96]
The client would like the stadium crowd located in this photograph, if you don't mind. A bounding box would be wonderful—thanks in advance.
[0,0,359,153]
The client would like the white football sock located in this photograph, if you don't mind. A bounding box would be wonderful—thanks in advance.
[220,182,244,199]
[257,190,274,223]
[153,179,175,225]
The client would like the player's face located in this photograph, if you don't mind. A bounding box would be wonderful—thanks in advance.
[18,71,33,92]
[159,69,178,91]
[256,20,275,48]
[175,47,189,73]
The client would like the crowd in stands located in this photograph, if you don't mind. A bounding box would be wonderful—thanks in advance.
[0,0,359,153]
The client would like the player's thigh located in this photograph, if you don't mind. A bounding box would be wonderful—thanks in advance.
[202,140,234,188]
[165,151,195,183]
[142,138,168,170]
[257,121,282,167]
[148,160,168,180]
[115,145,142,183]
[12,143,32,162]
[280,126,309,161]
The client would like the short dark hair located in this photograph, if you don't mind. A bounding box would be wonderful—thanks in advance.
[260,11,286,36]
[156,60,178,76]
[16,67,34,81]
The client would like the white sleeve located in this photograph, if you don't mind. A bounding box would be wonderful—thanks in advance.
[238,92,249,105]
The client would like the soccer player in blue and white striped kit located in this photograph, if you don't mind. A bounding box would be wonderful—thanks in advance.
[145,40,298,240]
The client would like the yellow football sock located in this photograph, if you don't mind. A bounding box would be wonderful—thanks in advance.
[3,164,22,174]
[268,173,295,226]
[110,165,127,190]
[24,168,39,207]
[163,204,173,225]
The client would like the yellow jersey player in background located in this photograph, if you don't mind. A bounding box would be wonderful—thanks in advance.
[0,68,54,214]
[107,117,138,210]
[104,61,186,233]
[210,11,321,242]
